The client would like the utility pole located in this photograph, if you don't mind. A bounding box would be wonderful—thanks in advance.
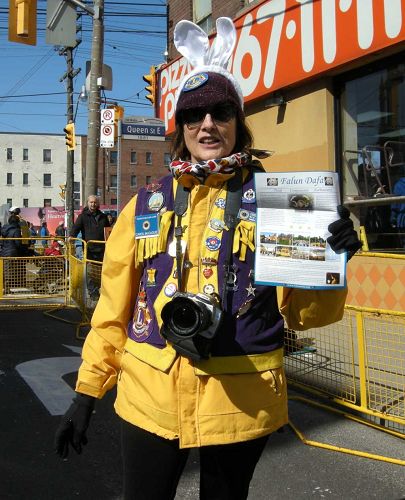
[116,118,122,216]
[85,0,104,199]
[60,44,80,233]
[65,47,74,233]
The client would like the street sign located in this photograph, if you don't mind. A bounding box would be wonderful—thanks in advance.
[46,0,77,47]
[101,108,115,125]
[122,116,165,141]
[100,124,115,148]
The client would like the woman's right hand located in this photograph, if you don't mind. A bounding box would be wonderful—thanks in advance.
[54,393,96,458]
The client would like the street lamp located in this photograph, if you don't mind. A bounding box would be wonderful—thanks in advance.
[74,85,88,122]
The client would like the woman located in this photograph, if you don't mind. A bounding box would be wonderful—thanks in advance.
[55,18,361,500]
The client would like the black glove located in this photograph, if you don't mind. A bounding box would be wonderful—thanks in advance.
[327,205,362,260]
[54,393,96,458]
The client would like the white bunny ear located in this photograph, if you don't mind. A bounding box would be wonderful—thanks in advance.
[207,17,236,68]
[174,20,209,67]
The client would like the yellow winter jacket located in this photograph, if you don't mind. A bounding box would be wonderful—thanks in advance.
[76,173,347,448]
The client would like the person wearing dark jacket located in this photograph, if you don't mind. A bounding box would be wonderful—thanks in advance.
[71,195,110,300]
[1,215,23,257]
[1,215,26,292]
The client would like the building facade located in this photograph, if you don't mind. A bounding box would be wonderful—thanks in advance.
[1,117,172,215]
[93,117,172,209]
[157,0,405,312]
[161,0,405,250]
[0,132,82,210]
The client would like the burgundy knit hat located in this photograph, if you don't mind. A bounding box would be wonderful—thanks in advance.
[175,71,242,121]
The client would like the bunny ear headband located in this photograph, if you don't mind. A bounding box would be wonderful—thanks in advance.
[174,17,244,110]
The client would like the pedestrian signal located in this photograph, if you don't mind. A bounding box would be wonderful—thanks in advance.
[64,123,76,151]
[143,66,156,105]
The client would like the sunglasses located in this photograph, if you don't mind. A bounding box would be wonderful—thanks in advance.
[181,103,237,128]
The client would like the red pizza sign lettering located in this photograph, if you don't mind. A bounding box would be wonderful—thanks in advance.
[158,0,405,134]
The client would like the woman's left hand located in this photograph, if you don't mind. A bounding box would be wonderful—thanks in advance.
[327,205,362,260]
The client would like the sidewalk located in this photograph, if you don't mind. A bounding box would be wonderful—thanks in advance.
[1,308,404,500]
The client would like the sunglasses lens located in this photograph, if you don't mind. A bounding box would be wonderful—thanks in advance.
[182,103,237,127]
[212,104,236,122]
[182,109,206,126]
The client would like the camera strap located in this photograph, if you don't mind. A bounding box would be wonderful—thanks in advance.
[173,170,242,303]
[174,185,190,291]
[221,169,242,304]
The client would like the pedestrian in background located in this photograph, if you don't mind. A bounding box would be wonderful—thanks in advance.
[55,221,66,238]
[70,195,110,301]
[55,18,362,500]
[107,213,115,227]
[40,222,49,248]
[1,214,27,292]
[9,206,30,251]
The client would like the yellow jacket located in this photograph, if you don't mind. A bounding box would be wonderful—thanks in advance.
[76,173,347,448]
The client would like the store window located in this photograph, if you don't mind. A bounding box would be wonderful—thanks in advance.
[339,56,405,252]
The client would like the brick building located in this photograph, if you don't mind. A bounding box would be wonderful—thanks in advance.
[167,0,249,61]
[82,117,172,210]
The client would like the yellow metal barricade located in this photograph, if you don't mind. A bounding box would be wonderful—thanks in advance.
[0,237,69,308]
[285,309,405,430]
[285,252,405,443]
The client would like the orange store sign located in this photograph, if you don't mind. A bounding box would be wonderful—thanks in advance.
[158,0,405,134]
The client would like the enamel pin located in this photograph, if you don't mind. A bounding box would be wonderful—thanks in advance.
[147,191,165,212]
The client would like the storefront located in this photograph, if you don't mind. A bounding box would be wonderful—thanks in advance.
[157,0,405,309]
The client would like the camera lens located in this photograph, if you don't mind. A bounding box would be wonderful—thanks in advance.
[170,299,200,335]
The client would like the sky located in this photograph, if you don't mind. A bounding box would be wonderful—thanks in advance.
[0,0,167,136]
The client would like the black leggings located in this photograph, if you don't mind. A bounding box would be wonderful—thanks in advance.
[121,420,269,500]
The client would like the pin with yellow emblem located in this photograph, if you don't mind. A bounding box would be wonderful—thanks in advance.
[146,268,157,287]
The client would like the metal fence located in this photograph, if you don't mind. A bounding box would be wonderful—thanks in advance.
[284,308,405,434]
[1,239,404,437]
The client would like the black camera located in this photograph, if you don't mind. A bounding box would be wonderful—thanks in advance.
[160,291,223,361]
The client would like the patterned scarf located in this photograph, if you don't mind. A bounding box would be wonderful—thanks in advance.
[169,152,251,181]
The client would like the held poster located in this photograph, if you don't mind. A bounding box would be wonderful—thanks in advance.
[254,171,346,289]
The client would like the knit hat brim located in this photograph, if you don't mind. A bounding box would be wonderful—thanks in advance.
[175,69,244,122]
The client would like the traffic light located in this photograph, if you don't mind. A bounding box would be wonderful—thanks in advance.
[64,123,76,151]
[109,105,124,138]
[8,0,37,46]
[143,66,157,105]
